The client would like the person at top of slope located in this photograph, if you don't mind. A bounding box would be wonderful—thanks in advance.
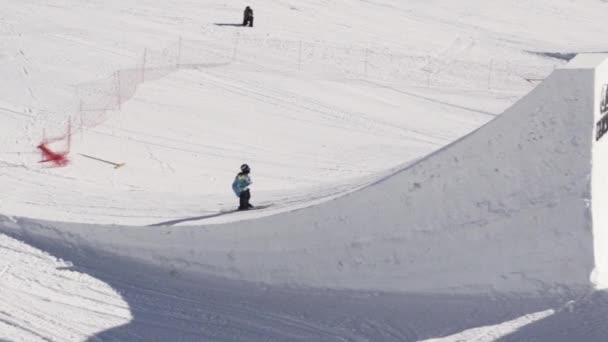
[243,6,254,27]
[232,164,254,210]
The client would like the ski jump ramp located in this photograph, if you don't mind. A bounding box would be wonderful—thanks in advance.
[3,54,608,295]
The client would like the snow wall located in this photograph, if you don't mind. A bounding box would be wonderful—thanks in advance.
[2,53,608,295]
[591,55,608,288]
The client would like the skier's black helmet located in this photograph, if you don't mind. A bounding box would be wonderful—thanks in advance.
[241,163,250,174]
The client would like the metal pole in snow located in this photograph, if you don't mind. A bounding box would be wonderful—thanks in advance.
[427,56,431,87]
[298,40,302,71]
[79,153,126,169]
[364,48,369,77]
[142,48,148,82]
[115,71,122,111]
[487,59,493,90]
[177,36,182,68]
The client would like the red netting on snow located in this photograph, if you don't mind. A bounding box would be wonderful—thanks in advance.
[38,122,71,167]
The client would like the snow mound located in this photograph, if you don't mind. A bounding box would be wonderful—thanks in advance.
[3,54,608,295]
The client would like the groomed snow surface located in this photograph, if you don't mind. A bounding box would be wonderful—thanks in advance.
[2,0,608,341]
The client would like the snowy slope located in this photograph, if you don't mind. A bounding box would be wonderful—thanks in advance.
[3,0,608,341]
[3,0,599,224]
[3,56,602,295]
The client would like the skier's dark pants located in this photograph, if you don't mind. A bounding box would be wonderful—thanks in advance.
[243,17,253,27]
[239,189,251,209]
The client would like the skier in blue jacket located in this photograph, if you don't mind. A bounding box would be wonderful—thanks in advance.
[232,164,254,210]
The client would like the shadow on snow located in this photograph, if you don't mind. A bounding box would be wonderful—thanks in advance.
[213,23,248,27]
[148,205,272,227]
[0,218,592,342]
